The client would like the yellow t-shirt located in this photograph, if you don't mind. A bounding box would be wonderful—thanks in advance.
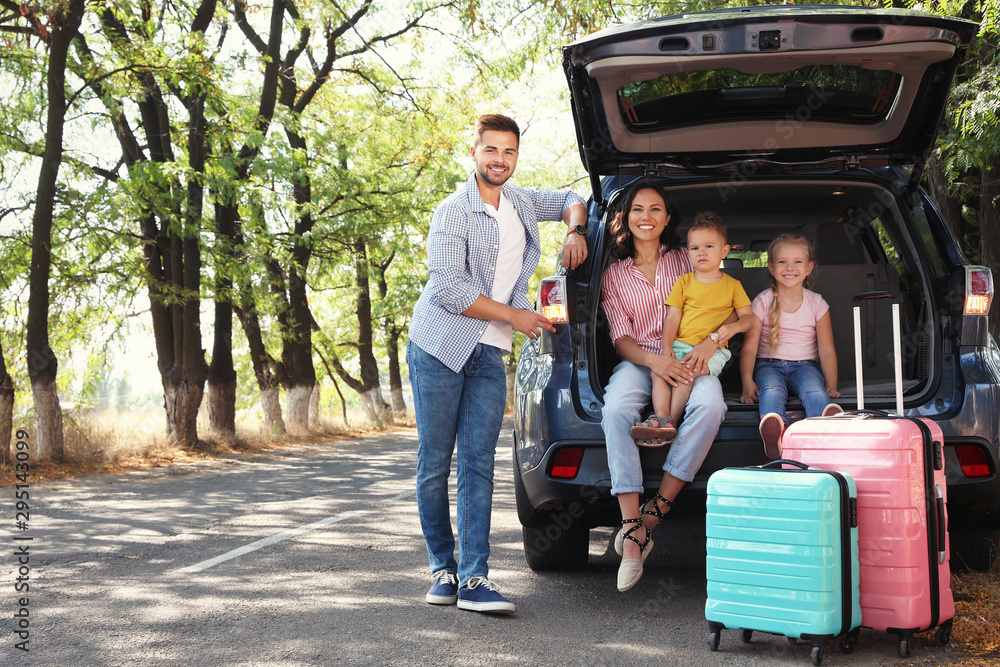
[665,272,751,346]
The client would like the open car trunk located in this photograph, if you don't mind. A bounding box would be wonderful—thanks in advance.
[589,177,943,414]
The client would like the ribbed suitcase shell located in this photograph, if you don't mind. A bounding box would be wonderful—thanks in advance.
[706,465,862,648]
[782,415,954,641]
[782,292,954,657]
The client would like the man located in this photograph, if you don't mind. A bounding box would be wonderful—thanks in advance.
[407,114,588,614]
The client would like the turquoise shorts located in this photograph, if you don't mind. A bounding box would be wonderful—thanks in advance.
[672,340,731,377]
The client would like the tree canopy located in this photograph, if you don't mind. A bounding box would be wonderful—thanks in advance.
[0,0,997,456]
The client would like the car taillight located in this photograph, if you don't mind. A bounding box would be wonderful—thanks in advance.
[539,276,569,324]
[964,266,993,316]
[550,447,584,479]
[955,445,992,478]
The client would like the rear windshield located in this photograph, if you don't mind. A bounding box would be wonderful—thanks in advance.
[618,65,900,131]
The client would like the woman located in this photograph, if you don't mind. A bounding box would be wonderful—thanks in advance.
[600,181,727,592]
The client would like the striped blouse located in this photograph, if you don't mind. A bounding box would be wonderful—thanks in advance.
[601,246,693,355]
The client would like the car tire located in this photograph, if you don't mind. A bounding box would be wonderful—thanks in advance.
[521,516,589,571]
[512,437,590,569]
[949,526,1000,572]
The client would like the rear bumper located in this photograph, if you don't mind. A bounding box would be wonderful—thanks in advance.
[514,340,1000,530]
[515,396,1000,532]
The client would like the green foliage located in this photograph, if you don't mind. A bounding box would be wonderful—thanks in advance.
[301,70,466,369]
[2,0,998,429]
[953,64,1000,160]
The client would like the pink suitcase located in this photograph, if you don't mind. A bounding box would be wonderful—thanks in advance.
[781,291,953,659]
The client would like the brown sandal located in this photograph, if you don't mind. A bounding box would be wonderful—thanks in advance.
[629,415,677,447]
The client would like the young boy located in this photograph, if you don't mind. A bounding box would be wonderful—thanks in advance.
[630,211,754,444]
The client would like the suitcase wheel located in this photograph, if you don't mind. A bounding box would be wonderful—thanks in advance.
[898,638,912,658]
[837,628,859,654]
[935,619,953,646]
[708,631,720,652]
[810,645,824,666]
[740,629,753,643]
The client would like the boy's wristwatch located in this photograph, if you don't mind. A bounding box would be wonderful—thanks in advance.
[568,224,587,236]
[709,333,720,345]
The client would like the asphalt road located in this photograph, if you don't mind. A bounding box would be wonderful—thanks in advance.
[0,418,971,666]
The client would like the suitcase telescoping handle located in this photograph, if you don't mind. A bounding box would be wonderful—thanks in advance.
[853,290,903,416]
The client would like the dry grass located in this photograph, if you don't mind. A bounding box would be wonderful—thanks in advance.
[0,406,402,485]
[951,560,1000,662]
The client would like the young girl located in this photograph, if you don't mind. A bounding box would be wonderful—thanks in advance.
[740,234,843,458]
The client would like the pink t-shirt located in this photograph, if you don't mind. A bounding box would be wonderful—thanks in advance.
[752,288,829,361]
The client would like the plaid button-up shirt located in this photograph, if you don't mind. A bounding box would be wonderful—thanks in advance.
[409,172,585,372]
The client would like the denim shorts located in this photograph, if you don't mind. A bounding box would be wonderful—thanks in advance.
[672,340,731,377]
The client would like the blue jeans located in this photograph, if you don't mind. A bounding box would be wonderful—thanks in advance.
[754,358,830,424]
[601,359,726,495]
[408,341,507,585]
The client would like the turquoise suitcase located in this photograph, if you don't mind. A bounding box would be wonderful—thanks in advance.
[705,460,862,666]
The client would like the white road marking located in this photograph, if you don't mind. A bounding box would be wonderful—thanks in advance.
[174,489,414,573]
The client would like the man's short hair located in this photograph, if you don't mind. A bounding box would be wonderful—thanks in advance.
[474,114,520,146]
[688,211,727,242]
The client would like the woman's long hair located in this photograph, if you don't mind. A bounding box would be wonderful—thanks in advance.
[607,181,682,260]
[766,234,815,349]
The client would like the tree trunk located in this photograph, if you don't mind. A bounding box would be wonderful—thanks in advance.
[26,0,84,461]
[386,325,406,415]
[84,3,217,450]
[359,390,377,423]
[235,295,286,436]
[166,87,211,449]
[375,255,405,418]
[353,239,391,423]
[285,384,313,435]
[31,379,63,461]
[31,378,65,461]
[282,286,315,434]
[260,386,285,436]
[331,375,348,424]
[207,367,237,438]
[279,128,318,434]
[203,1,286,438]
[163,370,205,448]
[0,346,13,466]
[208,204,238,437]
[315,346,349,424]
[309,384,321,430]
[980,159,1000,342]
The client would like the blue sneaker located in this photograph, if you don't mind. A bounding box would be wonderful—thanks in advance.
[456,576,515,614]
[426,570,459,605]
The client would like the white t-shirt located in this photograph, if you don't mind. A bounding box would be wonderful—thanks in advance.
[480,193,526,351]
[752,288,830,361]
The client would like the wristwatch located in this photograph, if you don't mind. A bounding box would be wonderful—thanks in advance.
[709,333,720,345]
[568,224,587,236]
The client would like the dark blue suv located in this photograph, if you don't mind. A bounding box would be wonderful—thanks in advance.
[513,6,1000,571]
